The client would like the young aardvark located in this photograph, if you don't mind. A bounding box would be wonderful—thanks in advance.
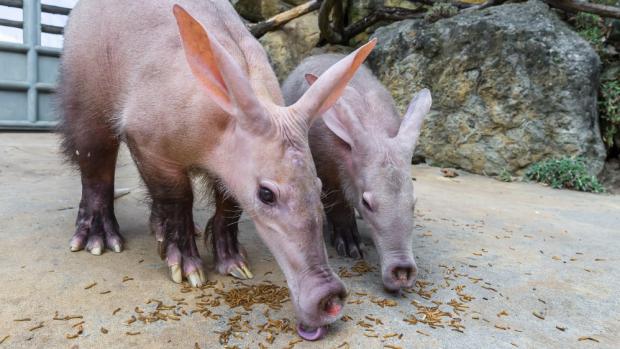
[58,0,375,339]
[282,54,432,292]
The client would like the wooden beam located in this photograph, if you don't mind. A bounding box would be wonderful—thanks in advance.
[344,7,425,41]
[249,0,320,38]
[545,0,620,19]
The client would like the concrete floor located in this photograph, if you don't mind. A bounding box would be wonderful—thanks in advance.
[1,133,619,349]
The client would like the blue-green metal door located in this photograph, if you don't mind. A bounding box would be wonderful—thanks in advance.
[0,0,73,129]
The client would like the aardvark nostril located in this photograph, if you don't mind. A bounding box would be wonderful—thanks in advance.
[320,288,346,317]
[393,267,412,282]
[389,262,417,286]
[323,296,343,316]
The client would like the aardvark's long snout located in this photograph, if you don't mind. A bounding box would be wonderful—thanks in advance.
[294,265,348,340]
[382,258,418,292]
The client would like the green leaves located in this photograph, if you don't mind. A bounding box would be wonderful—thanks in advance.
[525,157,605,193]
[599,80,620,149]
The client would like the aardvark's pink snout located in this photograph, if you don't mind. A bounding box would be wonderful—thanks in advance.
[383,260,418,292]
[295,271,347,340]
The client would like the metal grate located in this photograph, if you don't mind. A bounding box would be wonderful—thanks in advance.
[0,0,72,129]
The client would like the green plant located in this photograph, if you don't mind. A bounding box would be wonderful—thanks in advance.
[525,157,605,193]
[573,13,605,50]
[497,168,513,182]
[574,13,601,30]
[599,80,620,148]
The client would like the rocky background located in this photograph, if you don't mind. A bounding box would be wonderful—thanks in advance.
[232,0,619,183]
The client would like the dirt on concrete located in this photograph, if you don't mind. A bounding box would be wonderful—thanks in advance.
[1,133,619,349]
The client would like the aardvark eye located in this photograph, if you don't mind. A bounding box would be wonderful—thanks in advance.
[258,186,276,205]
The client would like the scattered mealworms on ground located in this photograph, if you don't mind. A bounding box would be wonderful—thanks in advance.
[122,276,134,282]
[138,259,144,263]
[125,316,137,325]
[126,331,141,336]
[337,342,350,348]
[113,308,121,315]
[532,311,545,320]
[578,336,599,342]
[72,321,85,328]
[65,333,79,339]
[416,329,430,336]
[0,335,9,344]
[84,282,97,289]
[497,310,509,317]
[288,338,303,346]
[13,318,31,322]
[511,343,519,347]
[370,297,397,308]
[29,322,44,331]
[100,327,108,334]
[218,283,289,310]
[556,325,566,331]
[384,345,402,349]
[100,290,111,294]
[53,312,83,321]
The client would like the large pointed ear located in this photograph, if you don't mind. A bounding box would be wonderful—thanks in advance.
[292,39,377,126]
[173,5,269,133]
[397,89,432,151]
[305,73,362,149]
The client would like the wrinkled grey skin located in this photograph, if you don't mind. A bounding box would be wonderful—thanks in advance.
[59,0,375,330]
[283,54,432,292]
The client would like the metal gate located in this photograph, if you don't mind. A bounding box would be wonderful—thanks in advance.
[0,0,72,129]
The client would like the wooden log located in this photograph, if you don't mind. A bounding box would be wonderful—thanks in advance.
[249,0,321,38]
[544,0,620,19]
[319,0,345,44]
[344,7,426,40]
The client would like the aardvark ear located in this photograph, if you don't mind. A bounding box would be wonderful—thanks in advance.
[397,89,432,152]
[305,73,363,149]
[292,39,377,127]
[173,4,270,133]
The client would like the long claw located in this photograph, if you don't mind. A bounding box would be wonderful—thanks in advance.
[112,243,122,253]
[70,235,84,252]
[170,264,182,284]
[349,247,362,259]
[229,266,245,279]
[335,240,347,257]
[188,272,202,287]
[90,246,102,256]
[241,265,254,279]
[198,268,206,283]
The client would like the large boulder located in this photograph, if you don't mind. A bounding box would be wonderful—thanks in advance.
[260,11,320,81]
[368,0,607,176]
